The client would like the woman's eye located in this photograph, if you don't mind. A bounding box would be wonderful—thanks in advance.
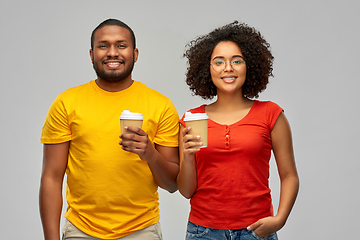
[214,61,225,65]
[232,59,243,65]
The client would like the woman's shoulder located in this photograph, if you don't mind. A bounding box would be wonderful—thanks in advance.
[179,105,207,125]
[186,104,207,114]
[254,100,282,110]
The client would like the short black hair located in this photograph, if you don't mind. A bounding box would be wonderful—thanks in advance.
[91,19,136,50]
[184,21,274,99]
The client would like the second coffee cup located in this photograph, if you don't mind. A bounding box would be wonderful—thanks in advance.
[184,112,209,148]
[120,110,144,141]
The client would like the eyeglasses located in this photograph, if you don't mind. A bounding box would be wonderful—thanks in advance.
[210,58,246,72]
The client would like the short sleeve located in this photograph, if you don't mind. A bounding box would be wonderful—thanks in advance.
[41,94,72,144]
[266,101,284,131]
[179,105,206,127]
[152,98,179,147]
[179,113,186,127]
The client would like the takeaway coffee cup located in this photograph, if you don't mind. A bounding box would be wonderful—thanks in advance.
[120,110,144,141]
[184,112,209,148]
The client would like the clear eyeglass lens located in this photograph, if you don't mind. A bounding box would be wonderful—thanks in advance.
[211,59,245,72]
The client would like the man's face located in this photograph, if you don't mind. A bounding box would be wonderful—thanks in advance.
[90,25,138,83]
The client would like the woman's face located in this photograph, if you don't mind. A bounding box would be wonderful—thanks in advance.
[210,41,247,95]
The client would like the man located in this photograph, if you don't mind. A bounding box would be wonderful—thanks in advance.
[39,19,179,240]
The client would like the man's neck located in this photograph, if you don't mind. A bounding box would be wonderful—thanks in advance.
[95,78,134,92]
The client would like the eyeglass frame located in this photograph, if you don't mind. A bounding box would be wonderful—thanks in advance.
[210,57,246,73]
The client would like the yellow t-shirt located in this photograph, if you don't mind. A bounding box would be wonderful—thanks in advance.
[41,80,179,239]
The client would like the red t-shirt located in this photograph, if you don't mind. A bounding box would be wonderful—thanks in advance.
[180,100,283,230]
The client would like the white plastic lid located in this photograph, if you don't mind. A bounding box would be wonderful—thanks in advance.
[183,112,209,121]
[119,110,144,120]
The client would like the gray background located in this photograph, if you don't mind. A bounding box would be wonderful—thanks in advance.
[1,0,359,239]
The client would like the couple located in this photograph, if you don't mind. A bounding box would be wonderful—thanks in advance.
[39,19,299,240]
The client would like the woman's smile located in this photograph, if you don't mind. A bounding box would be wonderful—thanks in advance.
[221,75,237,83]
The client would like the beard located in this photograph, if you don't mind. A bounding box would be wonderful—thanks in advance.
[92,57,135,83]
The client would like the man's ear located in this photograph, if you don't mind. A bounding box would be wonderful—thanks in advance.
[133,48,139,63]
[89,49,93,64]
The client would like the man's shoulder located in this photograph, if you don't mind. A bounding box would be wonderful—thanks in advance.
[134,81,170,100]
[58,81,93,97]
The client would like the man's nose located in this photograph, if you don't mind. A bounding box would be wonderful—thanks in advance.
[107,45,119,57]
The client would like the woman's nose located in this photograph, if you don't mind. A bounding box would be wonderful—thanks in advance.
[224,61,234,72]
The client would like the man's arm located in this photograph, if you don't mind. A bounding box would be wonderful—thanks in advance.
[151,144,179,193]
[39,142,69,240]
[120,127,179,193]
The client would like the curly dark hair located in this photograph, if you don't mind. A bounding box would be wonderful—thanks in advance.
[183,21,274,99]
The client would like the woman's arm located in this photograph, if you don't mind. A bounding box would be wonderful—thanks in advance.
[248,112,299,238]
[176,124,202,199]
[271,112,299,225]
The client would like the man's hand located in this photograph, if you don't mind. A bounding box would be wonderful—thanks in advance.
[119,126,155,161]
[119,126,179,193]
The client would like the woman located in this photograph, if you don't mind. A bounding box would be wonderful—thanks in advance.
[177,21,299,240]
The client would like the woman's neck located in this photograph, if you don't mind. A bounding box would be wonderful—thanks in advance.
[205,92,254,125]
[209,91,252,112]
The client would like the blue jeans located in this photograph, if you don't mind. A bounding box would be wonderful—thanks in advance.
[185,222,278,240]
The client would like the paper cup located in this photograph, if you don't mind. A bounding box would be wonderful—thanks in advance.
[184,112,209,148]
[120,110,144,141]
